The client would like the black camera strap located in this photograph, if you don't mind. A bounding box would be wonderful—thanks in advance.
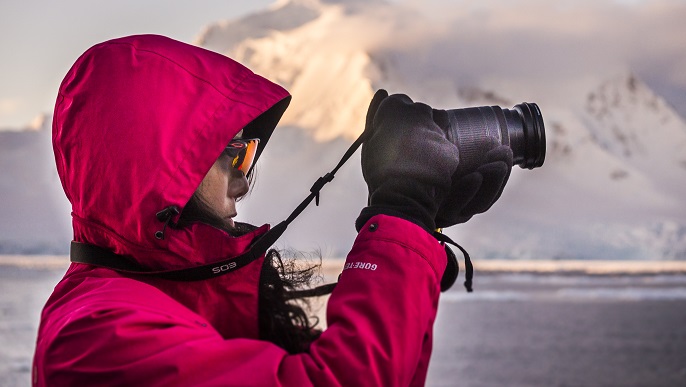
[70,241,266,281]
[70,130,367,281]
[70,128,471,293]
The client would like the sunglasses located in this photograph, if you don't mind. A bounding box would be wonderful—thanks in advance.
[224,138,260,173]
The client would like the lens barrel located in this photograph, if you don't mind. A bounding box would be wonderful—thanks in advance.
[444,102,546,171]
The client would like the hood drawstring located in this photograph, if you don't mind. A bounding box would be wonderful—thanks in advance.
[433,231,473,292]
[155,206,179,240]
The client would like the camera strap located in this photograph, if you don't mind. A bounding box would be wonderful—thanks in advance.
[69,130,367,281]
[70,127,472,293]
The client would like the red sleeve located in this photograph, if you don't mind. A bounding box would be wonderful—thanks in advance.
[36,215,446,386]
[303,214,446,386]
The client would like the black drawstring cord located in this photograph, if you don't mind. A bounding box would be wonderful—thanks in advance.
[456,243,474,292]
[155,206,180,240]
[433,231,474,292]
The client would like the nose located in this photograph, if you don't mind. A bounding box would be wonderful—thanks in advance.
[229,168,250,198]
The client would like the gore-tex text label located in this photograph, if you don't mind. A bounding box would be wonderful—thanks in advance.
[343,261,378,271]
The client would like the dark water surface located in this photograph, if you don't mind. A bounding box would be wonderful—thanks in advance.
[428,274,686,387]
[2,263,685,387]
[0,266,65,387]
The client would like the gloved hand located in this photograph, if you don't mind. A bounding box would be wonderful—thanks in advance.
[434,144,513,228]
[356,90,460,233]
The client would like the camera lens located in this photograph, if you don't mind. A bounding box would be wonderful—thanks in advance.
[512,102,546,169]
[444,102,546,172]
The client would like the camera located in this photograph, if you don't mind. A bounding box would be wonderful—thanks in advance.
[445,102,546,173]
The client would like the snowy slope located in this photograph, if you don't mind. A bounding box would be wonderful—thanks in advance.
[583,73,686,197]
[0,116,72,254]
[438,74,686,260]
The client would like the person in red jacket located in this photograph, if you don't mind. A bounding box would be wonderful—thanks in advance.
[33,34,511,386]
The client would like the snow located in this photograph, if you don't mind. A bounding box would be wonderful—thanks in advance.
[0,118,72,254]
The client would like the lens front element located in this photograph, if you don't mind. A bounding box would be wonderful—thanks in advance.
[513,102,546,169]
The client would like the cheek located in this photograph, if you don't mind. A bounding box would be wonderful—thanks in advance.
[197,165,230,208]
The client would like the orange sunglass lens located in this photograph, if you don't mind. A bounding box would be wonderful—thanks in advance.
[229,139,259,172]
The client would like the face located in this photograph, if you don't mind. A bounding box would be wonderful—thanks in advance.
[195,152,250,229]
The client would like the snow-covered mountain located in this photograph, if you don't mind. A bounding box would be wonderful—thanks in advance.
[2,0,685,259]
[0,116,71,254]
[584,73,686,198]
[235,69,686,260]
[199,0,686,260]
[460,73,686,260]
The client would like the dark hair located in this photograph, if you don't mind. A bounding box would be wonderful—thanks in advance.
[177,192,322,354]
[259,249,322,353]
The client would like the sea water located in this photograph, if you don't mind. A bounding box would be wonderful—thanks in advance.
[2,257,686,387]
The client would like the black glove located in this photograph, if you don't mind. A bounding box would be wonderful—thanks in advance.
[435,144,513,228]
[356,90,460,232]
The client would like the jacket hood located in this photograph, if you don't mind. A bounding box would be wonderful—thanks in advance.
[53,34,291,269]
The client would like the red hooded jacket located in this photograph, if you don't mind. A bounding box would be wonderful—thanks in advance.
[33,35,447,386]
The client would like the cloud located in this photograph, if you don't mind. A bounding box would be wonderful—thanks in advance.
[387,0,686,113]
[0,98,20,116]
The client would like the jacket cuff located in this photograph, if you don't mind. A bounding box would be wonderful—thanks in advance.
[356,206,435,234]
[353,214,446,282]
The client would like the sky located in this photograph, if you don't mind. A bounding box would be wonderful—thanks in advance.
[398,0,686,114]
[0,0,274,129]
[1,0,685,129]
